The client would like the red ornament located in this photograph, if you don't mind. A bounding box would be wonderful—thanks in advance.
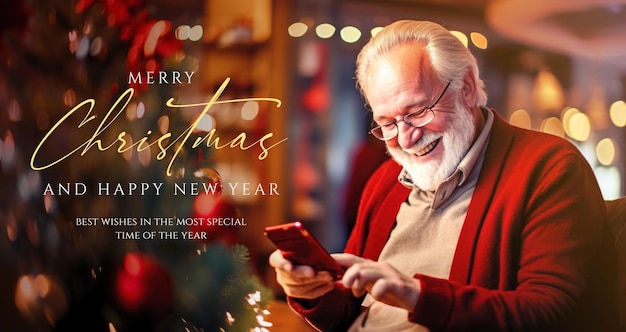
[189,195,239,244]
[193,167,223,198]
[113,253,174,318]
[302,80,330,112]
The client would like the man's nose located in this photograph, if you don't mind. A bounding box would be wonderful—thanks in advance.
[396,121,423,150]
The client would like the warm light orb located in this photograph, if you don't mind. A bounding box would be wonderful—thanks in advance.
[470,32,488,49]
[340,26,361,43]
[196,114,216,132]
[449,31,468,47]
[136,102,145,119]
[175,25,190,40]
[596,138,616,166]
[90,37,103,57]
[371,26,383,37]
[568,112,591,141]
[288,22,308,37]
[241,101,259,120]
[609,100,626,127]
[157,115,170,134]
[63,89,76,106]
[561,107,580,138]
[125,102,138,120]
[315,23,336,39]
[509,109,531,129]
[540,117,564,137]
[189,25,203,41]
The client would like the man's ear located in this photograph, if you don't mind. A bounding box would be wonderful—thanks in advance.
[461,68,477,107]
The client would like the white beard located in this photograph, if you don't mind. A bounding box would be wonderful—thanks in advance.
[387,102,476,192]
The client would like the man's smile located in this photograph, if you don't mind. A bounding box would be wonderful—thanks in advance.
[415,137,441,156]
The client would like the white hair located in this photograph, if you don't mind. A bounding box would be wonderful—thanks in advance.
[355,20,487,107]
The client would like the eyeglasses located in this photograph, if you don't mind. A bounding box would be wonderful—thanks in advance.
[369,82,451,141]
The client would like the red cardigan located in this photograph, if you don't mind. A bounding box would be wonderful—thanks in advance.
[289,112,618,331]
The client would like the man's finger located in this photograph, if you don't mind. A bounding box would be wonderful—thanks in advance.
[332,253,365,267]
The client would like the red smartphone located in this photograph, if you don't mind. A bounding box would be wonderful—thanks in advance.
[264,221,344,279]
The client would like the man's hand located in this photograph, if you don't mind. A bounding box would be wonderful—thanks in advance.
[333,253,421,313]
[269,250,335,299]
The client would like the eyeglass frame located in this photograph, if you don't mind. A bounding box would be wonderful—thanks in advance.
[368,82,451,141]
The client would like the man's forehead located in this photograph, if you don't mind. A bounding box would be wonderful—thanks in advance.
[365,46,437,97]
[368,44,433,80]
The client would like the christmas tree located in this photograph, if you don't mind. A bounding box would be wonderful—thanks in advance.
[0,0,273,331]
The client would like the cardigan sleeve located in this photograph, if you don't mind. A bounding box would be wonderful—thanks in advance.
[287,285,364,331]
[286,160,404,331]
[406,148,614,331]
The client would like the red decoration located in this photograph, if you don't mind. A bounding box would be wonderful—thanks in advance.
[193,166,223,198]
[301,42,330,112]
[75,0,183,93]
[113,253,174,318]
[189,194,239,244]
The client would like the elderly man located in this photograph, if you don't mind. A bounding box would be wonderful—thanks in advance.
[270,20,617,331]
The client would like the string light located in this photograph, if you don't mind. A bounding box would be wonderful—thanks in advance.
[449,31,468,47]
[370,27,384,37]
[315,23,336,39]
[286,21,488,49]
[470,32,488,49]
[340,26,361,43]
[288,22,308,37]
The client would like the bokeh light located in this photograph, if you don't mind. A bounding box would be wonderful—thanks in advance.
[176,25,190,40]
[340,26,361,43]
[509,109,531,129]
[596,138,616,166]
[241,101,259,120]
[449,31,468,47]
[288,22,308,37]
[189,25,203,42]
[470,32,488,49]
[609,100,626,127]
[540,117,564,137]
[157,115,170,134]
[136,102,145,119]
[196,114,216,132]
[568,112,591,141]
[561,107,580,138]
[315,23,335,39]
[371,26,383,37]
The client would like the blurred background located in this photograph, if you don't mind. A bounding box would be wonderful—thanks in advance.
[0,0,625,330]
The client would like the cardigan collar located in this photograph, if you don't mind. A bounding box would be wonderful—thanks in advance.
[448,110,516,283]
